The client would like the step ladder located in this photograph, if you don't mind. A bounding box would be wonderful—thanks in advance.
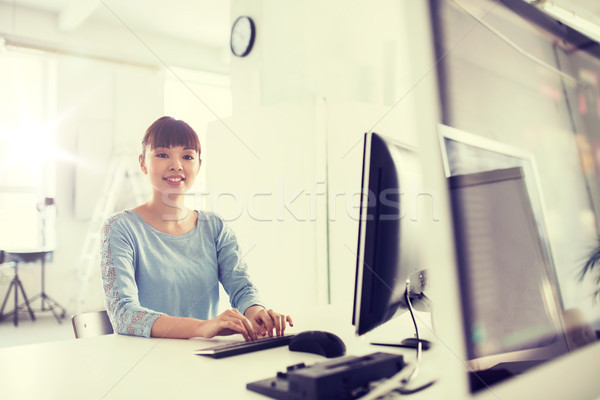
[74,152,147,313]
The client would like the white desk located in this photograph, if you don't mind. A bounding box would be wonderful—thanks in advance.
[0,307,449,400]
[0,312,599,399]
[0,333,324,399]
[0,331,422,400]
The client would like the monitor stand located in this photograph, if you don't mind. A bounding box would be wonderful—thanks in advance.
[372,337,432,351]
[365,293,435,351]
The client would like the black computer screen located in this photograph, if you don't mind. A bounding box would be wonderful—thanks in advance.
[352,132,424,337]
[449,167,570,389]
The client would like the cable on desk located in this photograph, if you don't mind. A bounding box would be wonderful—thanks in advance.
[358,282,436,399]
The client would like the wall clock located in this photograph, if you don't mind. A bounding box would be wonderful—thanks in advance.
[230,16,256,57]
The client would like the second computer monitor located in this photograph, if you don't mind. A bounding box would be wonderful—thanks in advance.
[449,167,570,390]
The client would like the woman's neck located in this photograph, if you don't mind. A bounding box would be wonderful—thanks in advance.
[145,193,189,223]
[135,195,197,236]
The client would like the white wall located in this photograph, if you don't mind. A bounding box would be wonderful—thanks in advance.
[0,3,228,74]
[222,0,461,310]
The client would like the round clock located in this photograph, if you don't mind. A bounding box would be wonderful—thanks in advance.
[230,16,256,57]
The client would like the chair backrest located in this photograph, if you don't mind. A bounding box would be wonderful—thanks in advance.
[71,309,114,338]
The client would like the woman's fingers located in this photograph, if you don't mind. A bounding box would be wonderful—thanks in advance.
[239,312,257,340]
[273,311,284,336]
[219,309,256,340]
[265,309,293,336]
[259,309,275,337]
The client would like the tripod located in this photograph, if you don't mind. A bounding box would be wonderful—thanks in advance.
[0,251,66,326]
[0,254,36,327]
[28,251,66,323]
[29,199,67,323]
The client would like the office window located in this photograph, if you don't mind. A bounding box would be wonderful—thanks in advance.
[0,48,57,250]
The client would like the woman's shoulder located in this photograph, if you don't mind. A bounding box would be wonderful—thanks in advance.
[102,209,140,234]
[196,210,232,233]
[195,210,241,246]
[196,209,223,225]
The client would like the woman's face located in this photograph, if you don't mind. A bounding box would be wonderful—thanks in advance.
[139,145,201,196]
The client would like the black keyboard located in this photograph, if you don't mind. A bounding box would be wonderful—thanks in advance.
[194,334,296,359]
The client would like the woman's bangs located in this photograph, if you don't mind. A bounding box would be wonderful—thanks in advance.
[151,123,200,153]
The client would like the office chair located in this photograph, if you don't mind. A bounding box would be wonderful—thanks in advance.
[71,309,114,338]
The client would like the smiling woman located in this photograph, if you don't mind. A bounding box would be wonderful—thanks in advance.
[138,116,202,199]
[100,116,293,341]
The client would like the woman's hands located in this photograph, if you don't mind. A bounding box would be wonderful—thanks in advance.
[196,309,258,341]
[152,307,293,340]
[244,305,293,338]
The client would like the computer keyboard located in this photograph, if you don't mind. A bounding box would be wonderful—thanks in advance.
[194,334,296,359]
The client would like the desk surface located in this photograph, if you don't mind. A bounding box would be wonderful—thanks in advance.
[0,311,599,400]
[0,332,422,399]
[0,310,441,400]
[0,333,328,399]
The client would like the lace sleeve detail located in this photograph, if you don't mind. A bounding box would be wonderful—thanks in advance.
[100,214,162,337]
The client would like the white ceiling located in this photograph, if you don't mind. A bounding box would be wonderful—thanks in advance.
[2,0,232,48]
[2,0,600,49]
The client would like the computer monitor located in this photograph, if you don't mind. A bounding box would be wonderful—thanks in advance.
[449,167,570,392]
[352,132,428,339]
[438,124,559,293]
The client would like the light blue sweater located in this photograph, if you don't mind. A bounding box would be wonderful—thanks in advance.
[100,209,263,337]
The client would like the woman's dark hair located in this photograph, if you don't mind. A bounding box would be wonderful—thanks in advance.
[141,116,201,159]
